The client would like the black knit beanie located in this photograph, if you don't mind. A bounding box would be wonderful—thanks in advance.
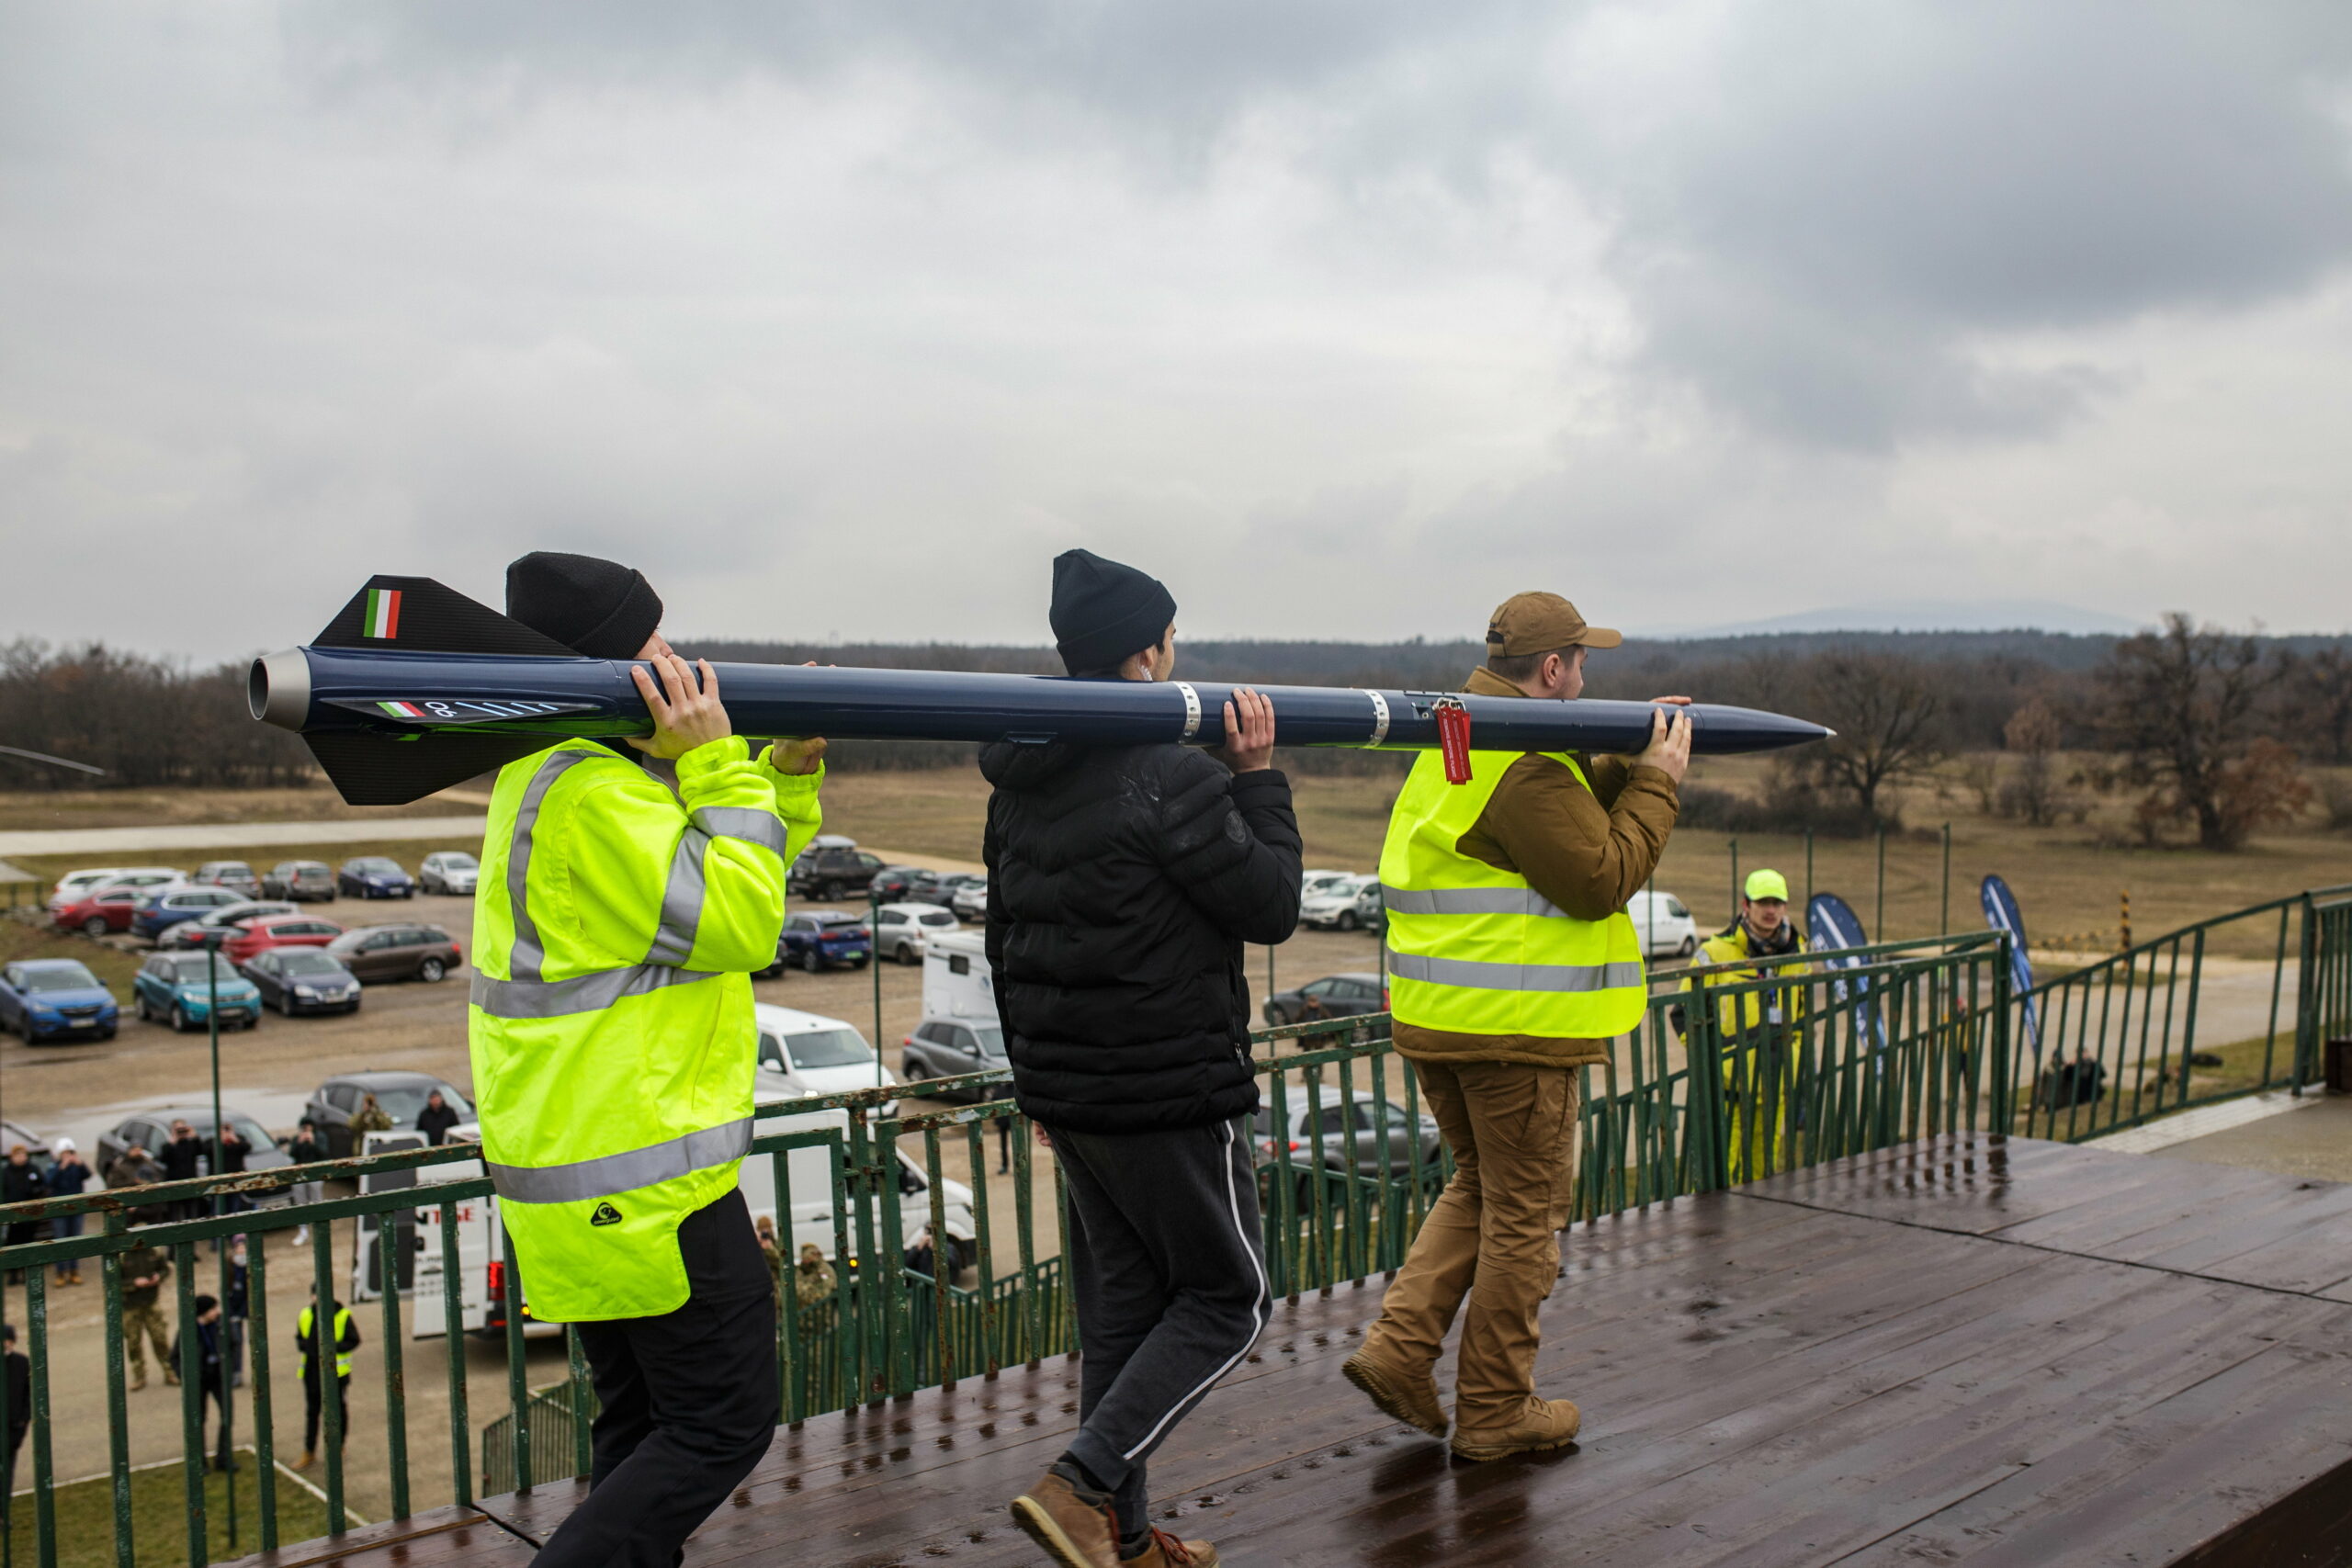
[504,551,664,660]
[1049,549,1177,675]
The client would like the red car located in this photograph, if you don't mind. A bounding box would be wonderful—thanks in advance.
[53,886,146,938]
[222,914,345,965]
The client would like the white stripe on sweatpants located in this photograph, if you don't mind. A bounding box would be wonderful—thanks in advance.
[1121,1119,1273,1462]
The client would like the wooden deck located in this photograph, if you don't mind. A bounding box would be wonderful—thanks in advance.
[242,1135,2352,1567]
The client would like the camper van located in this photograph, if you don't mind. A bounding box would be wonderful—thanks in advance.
[355,1109,978,1337]
[921,929,993,1021]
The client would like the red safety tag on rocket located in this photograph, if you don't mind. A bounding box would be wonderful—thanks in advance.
[1435,699,1473,784]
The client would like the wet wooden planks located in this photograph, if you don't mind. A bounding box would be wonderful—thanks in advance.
[211,1505,537,1568]
[358,1137,2352,1566]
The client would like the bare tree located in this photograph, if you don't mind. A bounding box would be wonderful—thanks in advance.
[1783,651,1948,827]
[2278,647,2352,765]
[2095,614,2296,850]
[2000,697,2064,827]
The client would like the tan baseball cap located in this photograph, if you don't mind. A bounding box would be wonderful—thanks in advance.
[1485,592,1623,657]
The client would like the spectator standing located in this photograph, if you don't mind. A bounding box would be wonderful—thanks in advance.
[3,1324,28,1536]
[170,1294,234,1471]
[753,1215,785,1311]
[119,1239,175,1391]
[294,1287,359,1470]
[793,1245,838,1332]
[414,1090,461,1146]
[224,1235,252,1387]
[158,1121,206,1223]
[902,1225,936,1281]
[43,1140,92,1285]
[286,1121,328,1247]
[349,1095,395,1140]
[1,1148,45,1284]
[989,550,1299,1568]
[104,1144,167,1227]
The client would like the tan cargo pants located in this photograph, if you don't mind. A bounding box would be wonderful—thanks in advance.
[1361,1059,1578,1429]
[122,1303,173,1382]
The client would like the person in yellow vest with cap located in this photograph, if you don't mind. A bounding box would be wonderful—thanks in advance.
[469,551,827,1568]
[293,1286,359,1471]
[1343,591,1689,1461]
[1679,869,1808,1179]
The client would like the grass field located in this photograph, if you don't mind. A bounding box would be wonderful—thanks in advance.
[1,1451,333,1568]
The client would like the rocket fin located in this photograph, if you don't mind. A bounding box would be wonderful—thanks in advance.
[314,575,575,657]
[305,730,549,807]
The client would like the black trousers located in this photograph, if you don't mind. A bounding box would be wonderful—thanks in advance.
[534,1189,779,1568]
[197,1375,233,1468]
[302,1372,349,1453]
[1048,1117,1271,1540]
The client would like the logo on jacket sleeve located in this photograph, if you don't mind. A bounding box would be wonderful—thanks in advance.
[590,1201,624,1227]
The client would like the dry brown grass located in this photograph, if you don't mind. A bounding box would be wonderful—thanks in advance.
[0,784,489,832]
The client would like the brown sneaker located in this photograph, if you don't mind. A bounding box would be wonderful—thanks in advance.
[1011,1470,1119,1568]
[1341,1349,1447,1438]
[1451,1397,1581,1462]
[1123,1529,1220,1565]
[293,1451,316,1472]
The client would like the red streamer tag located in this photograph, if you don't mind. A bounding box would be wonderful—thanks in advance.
[1436,701,1474,784]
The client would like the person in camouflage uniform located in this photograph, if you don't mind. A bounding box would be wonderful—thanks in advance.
[119,1240,175,1390]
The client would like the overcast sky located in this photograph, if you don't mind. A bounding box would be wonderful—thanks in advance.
[6,2,2352,664]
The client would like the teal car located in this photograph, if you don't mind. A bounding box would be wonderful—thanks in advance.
[132,951,262,1032]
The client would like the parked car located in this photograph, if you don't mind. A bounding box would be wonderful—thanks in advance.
[261,861,336,901]
[96,1106,292,1193]
[1263,972,1388,1029]
[338,856,417,899]
[1630,888,1700,960]
[131,951,262,1032]
[900,1015,1009,1102]
[47,866,181,910]
[1250,1089,1442,1204]
[324,924,462,984]
[867,864,922,903]
[419,851,481,895]
[133,885,254,941]
[1301,874,1385,932]
[192,861,262,897]
[902,870,981,909]
[221,914,345,965]
[786,843,888,901]
[306,1071,476,1157]
[52,885,147,937]
[158,900,299,950]
[242,947,364,1016]
[1300,868,1356,897]
[0,958,119,1043]
[752,1005,898,1118]
[873,902,959,965]
[950,875,989,921]
[777,910,872,973]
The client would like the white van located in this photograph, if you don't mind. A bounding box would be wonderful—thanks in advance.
[1630,889,1700,960]
[363,1110,978,1337]
[922,929,994,1021]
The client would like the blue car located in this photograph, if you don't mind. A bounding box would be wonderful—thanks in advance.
[338,856,416,899]
[131,951,262,1032]
[775,911,872,975]
[133,885,253,941]
[0,959,119,1043]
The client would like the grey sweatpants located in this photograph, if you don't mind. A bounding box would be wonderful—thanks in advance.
[1047,1115,1272,1538]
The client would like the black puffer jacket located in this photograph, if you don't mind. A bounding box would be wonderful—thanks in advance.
[981,740,1303,1134]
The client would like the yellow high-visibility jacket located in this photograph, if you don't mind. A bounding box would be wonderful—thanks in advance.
[468,736,823,1322]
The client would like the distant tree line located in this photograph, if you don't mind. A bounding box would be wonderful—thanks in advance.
[0,640,312,789]
[14,625,2352,852]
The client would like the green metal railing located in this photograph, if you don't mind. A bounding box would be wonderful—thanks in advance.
[4,894,2347,1567]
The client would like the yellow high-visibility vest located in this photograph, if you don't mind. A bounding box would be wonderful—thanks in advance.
[297,1305,355,1379]
[469,736,822,1322]
[1378,749,1646,1039]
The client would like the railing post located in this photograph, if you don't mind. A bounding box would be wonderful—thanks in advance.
[2295,895,2320,1096]
[1990,935,2015,1133]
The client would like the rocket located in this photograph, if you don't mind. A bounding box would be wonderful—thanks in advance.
[251,576,1833,805]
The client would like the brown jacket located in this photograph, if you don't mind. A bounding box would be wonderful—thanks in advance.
[1394,666,1679,1069]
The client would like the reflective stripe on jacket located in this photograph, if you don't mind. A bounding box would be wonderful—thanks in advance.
[468,736,823,1322]
[1378,749,1647,1040]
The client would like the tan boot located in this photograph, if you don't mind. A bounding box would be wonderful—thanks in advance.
[164,1370,181,1387]
[130,1372,148,1393]
[1010,1470,1119,1568]
[1341,1349,1447,1438]
[1451,1396,1581,1462]
[293,1451,316,1472]
[1123,1529,1220,1565]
